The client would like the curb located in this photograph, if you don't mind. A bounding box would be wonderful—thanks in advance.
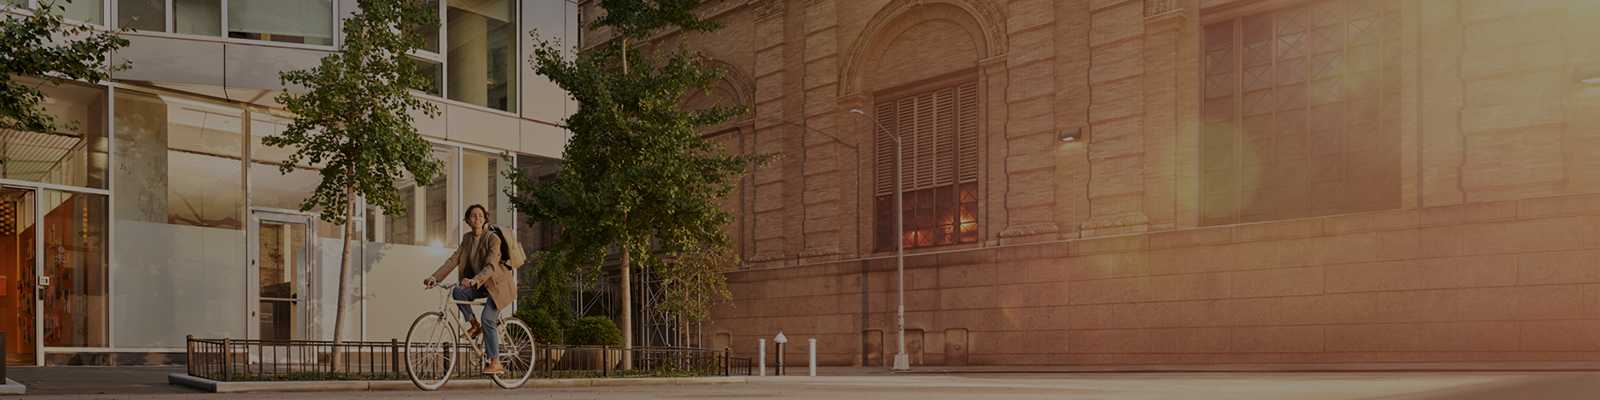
[167,374,744,393]
[0,378,24,395]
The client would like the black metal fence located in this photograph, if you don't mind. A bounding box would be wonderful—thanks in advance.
[187,336,743,381]
[186,336,408,381]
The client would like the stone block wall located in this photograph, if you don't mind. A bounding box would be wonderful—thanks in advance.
[714,194,1599,365]
[581,0,1600,365]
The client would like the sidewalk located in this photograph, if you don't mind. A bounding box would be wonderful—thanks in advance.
[804,361,1600,376]
[6,365,194,396]
[4,361,1596,395]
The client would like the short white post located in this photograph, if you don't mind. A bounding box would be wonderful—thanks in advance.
[808,338,817,377]
[758,339,767,377]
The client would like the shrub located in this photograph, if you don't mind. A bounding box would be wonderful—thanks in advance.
[513,295,566,344]
[568,316,622,346]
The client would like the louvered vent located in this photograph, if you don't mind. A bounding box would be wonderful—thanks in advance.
[873,82,979,196]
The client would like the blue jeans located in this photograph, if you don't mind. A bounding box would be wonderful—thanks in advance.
[452,285,499,362]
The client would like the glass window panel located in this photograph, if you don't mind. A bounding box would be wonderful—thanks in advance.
[41,191,109,347]
[371,146,454,247]
[227,0,333,46]
[118,0,164,31]
[174,0,220,36]
[0,78,107,189]
[463,150,514,228]
[513,154,559,250]
[419,0,440,53]
[57,0,103,25]
[248,116,342,238]
[110,90,248,347]
[1202,0,1401,226]
[413,59,443,97]
[446,0,516,111]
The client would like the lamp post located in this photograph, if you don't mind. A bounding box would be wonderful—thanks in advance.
[849,108,910,371]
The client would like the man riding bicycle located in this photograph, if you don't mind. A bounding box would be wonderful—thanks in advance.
[421,204,512,374]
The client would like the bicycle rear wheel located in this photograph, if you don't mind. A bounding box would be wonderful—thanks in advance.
[405,311,459,391]
[491,318,536,389]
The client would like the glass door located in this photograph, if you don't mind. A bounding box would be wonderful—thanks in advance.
[250,212,313,341]
[0,187,34,364]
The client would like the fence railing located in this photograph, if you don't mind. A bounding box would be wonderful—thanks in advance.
[187,336,743,381]
[726,355,753,376]
[186,335,408,381]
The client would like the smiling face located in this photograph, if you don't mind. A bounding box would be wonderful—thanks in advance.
[466,206,487,231]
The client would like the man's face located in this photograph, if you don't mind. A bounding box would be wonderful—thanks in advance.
[467,208,486,229]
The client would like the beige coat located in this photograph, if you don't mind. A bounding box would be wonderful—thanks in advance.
[430,230,515,309]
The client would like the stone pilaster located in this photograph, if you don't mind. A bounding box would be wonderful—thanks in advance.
[1081,0,1150,237]
[748,0,790,266]
[798,0,848,262]
[979,54,1009,245]
[1140,5,1186,232]
[995,0,1061,245]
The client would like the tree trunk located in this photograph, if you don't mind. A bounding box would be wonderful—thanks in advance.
[619,242,632,371]
[331,187,356,372]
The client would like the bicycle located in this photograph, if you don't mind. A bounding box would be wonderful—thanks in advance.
[405,282,536,390]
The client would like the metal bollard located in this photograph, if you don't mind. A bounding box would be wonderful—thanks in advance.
[758,339,766,376]
[808,338,816,377]
[774,333,788,376]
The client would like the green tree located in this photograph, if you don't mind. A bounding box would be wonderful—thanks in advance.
[510,0,771,366]
[1,0,131,160]
[267,0,441,361]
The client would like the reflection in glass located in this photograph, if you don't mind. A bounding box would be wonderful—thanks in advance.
[115,91,246,229]
[446,0,516,111]
[514,154,560,251]
[413,59,443,97]
[369,146,454,247]
[418,0,440,53]
[41,191,109,348]
[174,0,221,36]
[57,0,103,25]
[249,116,341,238]
[227,0,333,45]
[118,0,165,31]
[0,78,108,190]
[462,150,513,228]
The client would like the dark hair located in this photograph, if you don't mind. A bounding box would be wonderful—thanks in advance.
[464,204,488,220]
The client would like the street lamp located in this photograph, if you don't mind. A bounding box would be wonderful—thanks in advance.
[849,108,910,371]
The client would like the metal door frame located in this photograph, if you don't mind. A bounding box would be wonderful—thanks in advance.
[0,185,44,365]
[246,208,318,341]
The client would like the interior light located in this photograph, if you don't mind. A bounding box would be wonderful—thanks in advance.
[1576,66,1600,84]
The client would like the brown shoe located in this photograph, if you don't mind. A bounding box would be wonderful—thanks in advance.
[482,359,504,374]
[460,320,482,339]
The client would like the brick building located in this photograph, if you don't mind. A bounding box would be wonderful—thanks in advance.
[584,0,1600,366]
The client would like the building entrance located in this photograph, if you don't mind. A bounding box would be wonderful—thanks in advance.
[249,211,316,341]
[0,187,35,364]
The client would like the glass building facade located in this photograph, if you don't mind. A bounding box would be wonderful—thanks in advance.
[0,0,577,364]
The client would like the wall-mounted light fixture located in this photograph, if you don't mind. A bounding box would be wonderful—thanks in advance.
[1058,128,1084,142]
[1577,65,1600,84]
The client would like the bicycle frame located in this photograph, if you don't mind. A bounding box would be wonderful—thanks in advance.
[428,282,498,361]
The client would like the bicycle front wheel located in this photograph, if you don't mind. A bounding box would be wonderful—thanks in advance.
[405,311,460,391]
[491,318,536,389]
